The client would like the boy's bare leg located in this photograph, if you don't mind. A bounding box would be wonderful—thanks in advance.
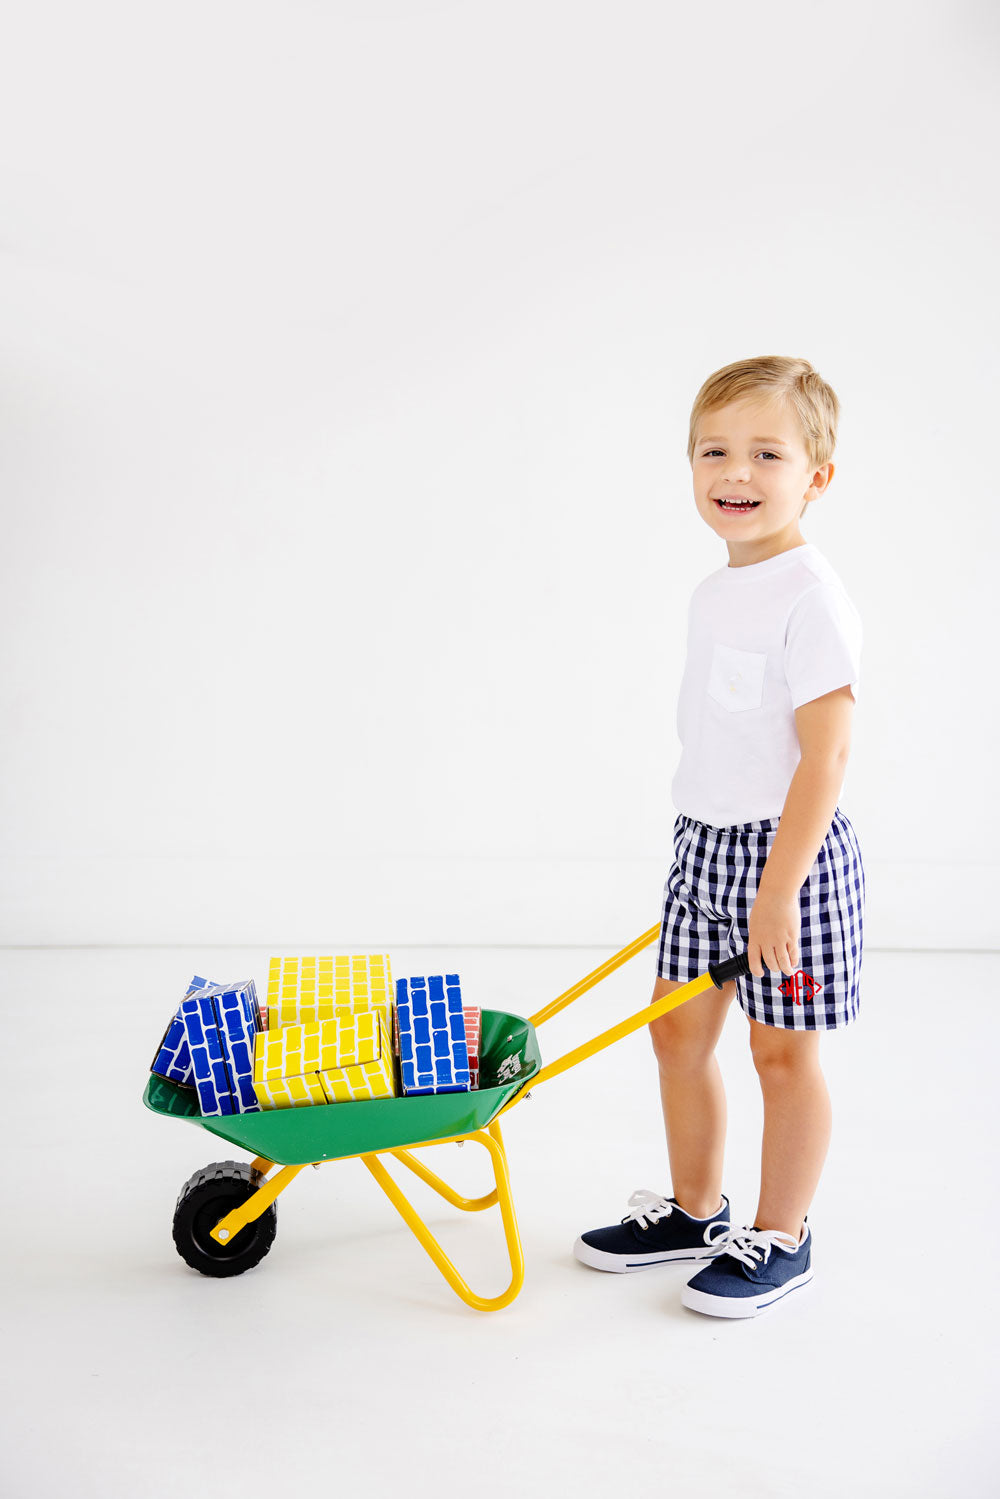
[648,976,736,1219]
[748,1017,832,1243]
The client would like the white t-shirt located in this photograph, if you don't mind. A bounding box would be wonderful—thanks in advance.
[670,542,862,827]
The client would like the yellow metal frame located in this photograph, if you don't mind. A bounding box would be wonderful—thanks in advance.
[209,923,718,1311]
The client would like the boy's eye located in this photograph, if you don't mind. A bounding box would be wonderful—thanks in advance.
[701,449,780,460]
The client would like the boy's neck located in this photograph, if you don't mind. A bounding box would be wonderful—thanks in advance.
[726,539,811,569]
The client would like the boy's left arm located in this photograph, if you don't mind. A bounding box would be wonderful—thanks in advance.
[747,685,855,980]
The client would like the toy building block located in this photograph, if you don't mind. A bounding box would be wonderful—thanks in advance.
[395,975,471,1096]
[252,1072,328,1110]
[319,1010,397,1103]
[253,1020,333,1108]
[390,995,479,1089]
[267,954,394,1030]
[178,980,263,1117]
[266,956,283,1031]
[253,1010,398,1109]
[150,974,210,1086]
[213,982,263,1113]
[463,1006,481,1089]
[180,993,236,1116]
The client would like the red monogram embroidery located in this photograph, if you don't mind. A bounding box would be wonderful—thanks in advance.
[778,969,822,1005]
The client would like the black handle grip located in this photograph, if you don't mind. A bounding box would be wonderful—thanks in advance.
[708,952,751,989]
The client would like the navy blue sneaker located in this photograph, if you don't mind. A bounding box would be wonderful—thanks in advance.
[573,1190,731,1273]
[681,1219,814,1317]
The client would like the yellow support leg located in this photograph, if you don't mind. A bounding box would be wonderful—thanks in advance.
[361,1122,525,1311]
[388,1144,499,1211]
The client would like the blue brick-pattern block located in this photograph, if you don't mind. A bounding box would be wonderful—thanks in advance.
[395,974,471,1096]
[177,980,263,1117]
[180,994,235,1116]
[214,982,261,1113]
[151,974,210,1084]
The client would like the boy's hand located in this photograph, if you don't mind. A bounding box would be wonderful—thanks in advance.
[747,890,800,979]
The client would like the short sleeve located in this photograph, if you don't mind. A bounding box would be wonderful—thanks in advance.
[784,584,863,709]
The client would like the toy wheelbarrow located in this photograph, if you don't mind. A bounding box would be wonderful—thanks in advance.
[142,927,750,1311]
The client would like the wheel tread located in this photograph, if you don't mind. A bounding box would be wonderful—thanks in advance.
[172,1159,276,1277]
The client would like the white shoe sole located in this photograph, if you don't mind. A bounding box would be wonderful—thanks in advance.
[681,1268,815,1317]
[573,1237,726,1273]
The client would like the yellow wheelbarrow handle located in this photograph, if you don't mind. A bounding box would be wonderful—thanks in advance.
[502,926,749,1111]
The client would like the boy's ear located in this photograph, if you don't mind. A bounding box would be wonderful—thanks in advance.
[812,461,835,495]
[802,461,834,515]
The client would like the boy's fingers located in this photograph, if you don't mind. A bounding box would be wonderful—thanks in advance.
[748,937,799,979]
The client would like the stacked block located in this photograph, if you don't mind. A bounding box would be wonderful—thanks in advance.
[395,975,471,1096]
[253,1009,396,1109]
[151,975,209,1085]
[319,1011,396,1103]
[267,954,394,1030]
[179,981,263,1118]
[253,1020,330,1109]
[152,957,483,1118]
[463,1006,481,1089]
[213,983,264,1112]
[392,993,479,1087]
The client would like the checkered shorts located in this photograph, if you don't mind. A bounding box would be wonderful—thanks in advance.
[657,807,865,1030]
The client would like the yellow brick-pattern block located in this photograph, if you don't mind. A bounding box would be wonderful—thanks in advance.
[266,957,282,1029]
[266,954,394,1028]
[253,1071,327,1110]
[255,1019,352,1082]
[325,1010,380,1066]
[252,1011,397,1110]
[320,1013,396,1103]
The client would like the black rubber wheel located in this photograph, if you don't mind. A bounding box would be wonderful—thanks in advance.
[172,1160,277,1278]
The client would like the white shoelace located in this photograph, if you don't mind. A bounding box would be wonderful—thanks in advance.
[624,1191,802,1262]
[623,1189,676,1229]
[705,1222,801,1266]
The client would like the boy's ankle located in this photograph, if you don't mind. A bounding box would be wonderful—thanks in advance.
[676,1194,724,1220]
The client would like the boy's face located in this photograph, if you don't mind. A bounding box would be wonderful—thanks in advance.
[690,397,834,566]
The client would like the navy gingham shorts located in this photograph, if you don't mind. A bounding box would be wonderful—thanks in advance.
[657,807,865,1030]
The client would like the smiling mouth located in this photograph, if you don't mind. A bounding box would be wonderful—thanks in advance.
[714,498,761,512]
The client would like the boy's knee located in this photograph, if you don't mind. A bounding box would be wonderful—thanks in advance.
[749,1019,820,1074]
[648,978,734,1070]
[649,1017,709,1072]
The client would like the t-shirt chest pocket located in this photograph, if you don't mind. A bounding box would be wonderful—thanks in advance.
[707,643,767,712]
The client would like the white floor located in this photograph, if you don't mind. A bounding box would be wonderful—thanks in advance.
[2,945,995,1498]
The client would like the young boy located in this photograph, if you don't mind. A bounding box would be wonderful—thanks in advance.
[573,355,864,1318]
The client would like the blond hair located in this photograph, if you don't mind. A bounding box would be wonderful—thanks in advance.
[687,355,840,473]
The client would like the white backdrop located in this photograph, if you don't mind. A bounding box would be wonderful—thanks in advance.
[2,0,997,948]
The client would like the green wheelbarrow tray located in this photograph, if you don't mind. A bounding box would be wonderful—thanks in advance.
[142,1008,541,1165]
[144,933,749,1310]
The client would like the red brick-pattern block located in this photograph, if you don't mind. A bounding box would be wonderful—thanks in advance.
[463,1006,481,1089]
